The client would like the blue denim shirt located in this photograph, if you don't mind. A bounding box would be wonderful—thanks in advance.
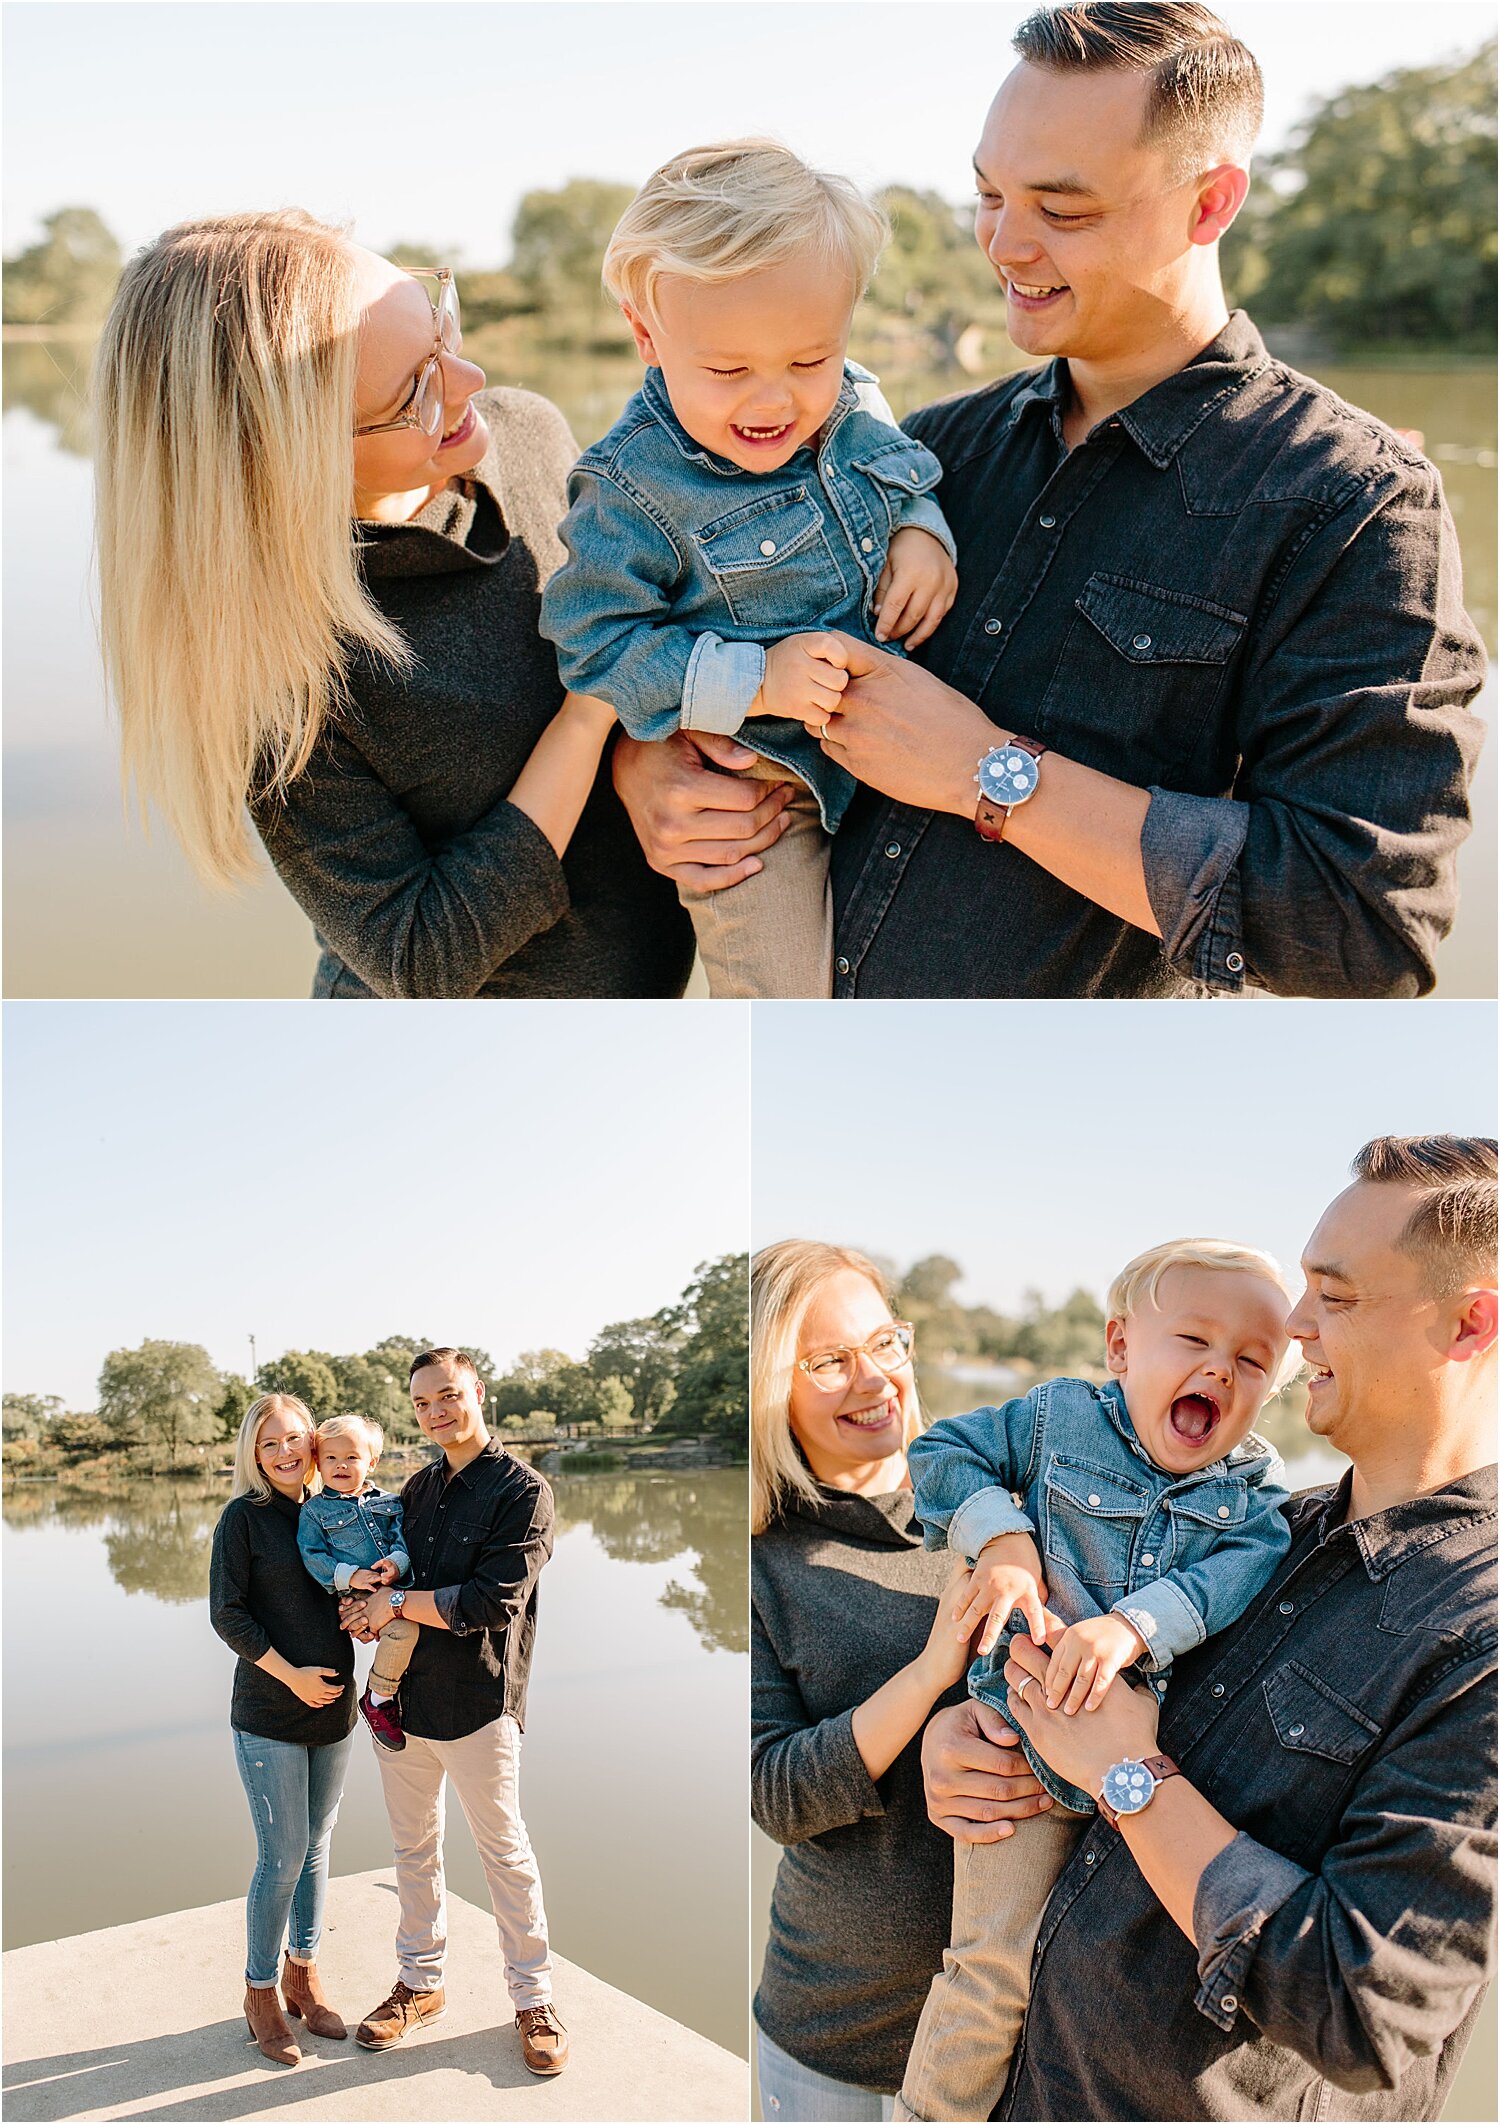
[909,1377,1291,1811]
[538,362,957,830]
[297,1482,411,1595]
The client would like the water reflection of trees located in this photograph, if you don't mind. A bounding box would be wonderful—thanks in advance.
[3,340,94,456]
[3,1480,223,1602]
[552,1470,747,1655]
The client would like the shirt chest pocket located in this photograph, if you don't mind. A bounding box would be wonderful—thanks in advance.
[1168,1482,1247,1561]
[696,487,850,630]
[850,438,943,537]
[1043,1459,1150,1593]
[1034,572,1247,783]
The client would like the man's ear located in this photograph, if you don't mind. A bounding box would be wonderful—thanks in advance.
[1189,163,1250,248]
[1104,1317,1130,1377]
[474,1375,486,1403]
[620,301,660,366]
[1448,1285,1499,1364]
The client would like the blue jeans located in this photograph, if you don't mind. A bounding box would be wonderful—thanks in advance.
[232,1729,355,1986]
[756,2028,895,2122]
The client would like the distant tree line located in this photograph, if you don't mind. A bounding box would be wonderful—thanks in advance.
[5,43,1492,356]
[879,1254,1109,1377]
[2,1254,747,1472]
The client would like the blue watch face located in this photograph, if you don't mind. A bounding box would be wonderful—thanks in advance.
[1102,1760,1154,1816]
[978,745,1040,807]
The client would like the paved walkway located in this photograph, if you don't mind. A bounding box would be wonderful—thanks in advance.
[3,1870,747,2121]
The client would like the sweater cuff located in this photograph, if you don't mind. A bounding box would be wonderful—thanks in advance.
[682,634,766,734]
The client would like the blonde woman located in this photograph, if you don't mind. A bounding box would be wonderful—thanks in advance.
[751,1241,1049,2122]
[93,211,692,998]
[208,1395,355,2066]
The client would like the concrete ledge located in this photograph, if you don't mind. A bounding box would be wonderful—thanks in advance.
[2,1870,748,2121]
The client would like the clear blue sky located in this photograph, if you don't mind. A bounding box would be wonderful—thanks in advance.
[4,1001,749,1407]
[4,2,1493,260]
[751,1001,1498,1311]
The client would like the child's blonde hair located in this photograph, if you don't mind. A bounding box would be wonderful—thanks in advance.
[751,1239,922,1535]
[315,1412,385,1463]
[603,139,889,323]
[1108,1238,1299,1390]
[232,1393,321,1503]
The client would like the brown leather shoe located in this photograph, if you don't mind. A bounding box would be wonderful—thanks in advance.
[516,2002,569,2075]
[244,1982,301,2067]
[355,1979,447,2050]
[281,1954,347,2039]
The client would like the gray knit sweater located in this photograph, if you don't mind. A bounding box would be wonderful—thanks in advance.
[753,1483,965,2093]
[252,387,693,998]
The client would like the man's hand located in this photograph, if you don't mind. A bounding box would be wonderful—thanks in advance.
[874,528,958,648]
[1004,1632,1160,1795]
[921,1698,1053,1844]
[1043,1611,1149,1715]
[953,1534,1058,1657]
[611,730,793,894]
[812,633,999,815]
[750,633,850,722]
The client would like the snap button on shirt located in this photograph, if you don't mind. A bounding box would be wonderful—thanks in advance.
[885,843,901,859]
[1133,633,1153,651]
[1218,1505,1231,1518]
[760,539,777,556]
[861,537,874,553]
[1141,1553,1155,1567]
[1088,1493,1101,1507]
[1279,1600,1295,1614]
[1039,513,1057,528]
[1226,951,1246,973]
[984,617,1003,636]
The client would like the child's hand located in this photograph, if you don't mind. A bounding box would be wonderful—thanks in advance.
[288,1665,345,1709]
[367,1557,401,1585]
[1043,1612,1149,1716]
[955,1533,1055,1658]
[874,528,958,649]
[751,633,849,723]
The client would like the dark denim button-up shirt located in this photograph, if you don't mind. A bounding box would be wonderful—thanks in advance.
[832,312,1486,997]
[397,1440,554,1741]
[999,1464,1496,2122]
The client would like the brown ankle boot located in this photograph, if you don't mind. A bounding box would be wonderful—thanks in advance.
[244,1982,301,2066]
[282,1954,347,2039]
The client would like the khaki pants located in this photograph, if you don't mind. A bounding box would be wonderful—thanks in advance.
[897,1805,1085,2122]
[369,1613,418,1696]
[374,1712,553,2010]
[679,760,832,999]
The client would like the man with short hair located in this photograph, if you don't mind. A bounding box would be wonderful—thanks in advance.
[921,1135,1497,2121]
[341,1347,569,2077]
[613,1,1484,998]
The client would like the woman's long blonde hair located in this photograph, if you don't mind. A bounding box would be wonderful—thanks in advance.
[93,209,409,886]
[231,1392,321,1503]
[751,1239,922,1535]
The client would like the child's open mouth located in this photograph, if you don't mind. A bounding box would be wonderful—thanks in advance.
[1168,1392,1221,1447]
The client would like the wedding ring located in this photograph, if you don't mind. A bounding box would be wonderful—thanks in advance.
[817,720,831,741]
[1013,1675,1034,1706]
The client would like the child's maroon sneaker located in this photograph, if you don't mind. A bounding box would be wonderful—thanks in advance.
[359,1688,406,1752]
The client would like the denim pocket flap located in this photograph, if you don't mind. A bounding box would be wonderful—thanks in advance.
[1173,1483,1248,1529]
[1076,573,1247,665]
[851,438,942,498]
[1045,1458,1150,1518]
[316,1508,360,1532]
[1263,1661,1380,1764]
[697,488,825,575]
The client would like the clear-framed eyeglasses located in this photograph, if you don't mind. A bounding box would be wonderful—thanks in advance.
[796,1322,915,1392]
[354,267,461,439]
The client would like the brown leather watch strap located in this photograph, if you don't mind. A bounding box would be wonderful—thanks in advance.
[974,736,1046,844]
[1097,1752,1181,1828]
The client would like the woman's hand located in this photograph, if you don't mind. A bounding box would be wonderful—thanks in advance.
[339,1592,379,1642]
[287,1665,345,1709]
[921,1698,1053,1843]
[914,1562,981,1697]
[611,731,793,892]
[1003,1633,1160,1796]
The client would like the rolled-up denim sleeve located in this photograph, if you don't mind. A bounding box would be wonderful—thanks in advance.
[1189,1657,1496,2090]
[908,1394,1043,1557]
[1143,456,1485,998]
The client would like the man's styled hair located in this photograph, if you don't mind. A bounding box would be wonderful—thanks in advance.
[1012,3,1264,174]
[408,1347,481,1387]
[603,138,889,323]
[1351,1136,1499,1297]
[1107,1238,1299,1389]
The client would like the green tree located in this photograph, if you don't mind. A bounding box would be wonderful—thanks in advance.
[655,1255,748,1445]
[1012,1287,1107,1374]
[509,180,635,343]
[2,206,123,326]
[51,1413,116,1456]
[98,1340,222,1462]
[255,1349,339,1418]
[2,1392,66,1441]
[594,1374,636,1432]
[213,1372,256,1441]
[1224,41,1497,350]
[328,1352,415,1441]
[587,1313,683,1428]
[865,187,1002,360]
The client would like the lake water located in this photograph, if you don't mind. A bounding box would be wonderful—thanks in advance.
[1,1465,749,2060]
[3,339,1494,998]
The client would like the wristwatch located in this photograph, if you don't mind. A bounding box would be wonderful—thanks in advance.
[974,736,1046,842]
[1098,1753,1181,1827]
[388,1588,407,1615]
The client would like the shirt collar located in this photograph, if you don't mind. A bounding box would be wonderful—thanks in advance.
[641,361,860,475]
[1314,1461,1497,1578]
[441,1438,506,1489]
[1011,310,1272,470]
